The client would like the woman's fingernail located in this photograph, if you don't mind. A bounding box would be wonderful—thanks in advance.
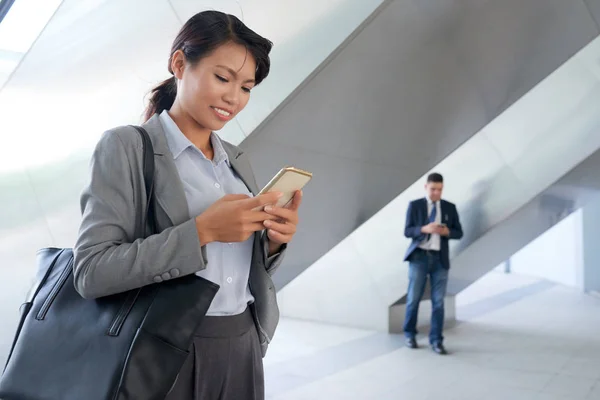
[265,205,273,212]
[264,220,272,227]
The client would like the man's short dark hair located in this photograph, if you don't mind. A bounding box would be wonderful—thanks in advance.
[427,173,443,183]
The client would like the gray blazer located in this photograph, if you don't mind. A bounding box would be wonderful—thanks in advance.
[73,114,284,356]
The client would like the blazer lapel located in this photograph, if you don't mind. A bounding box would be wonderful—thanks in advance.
[221,141,265,264]
[440,200,449,224]
[222,142,260,195]
[142,115,190,226]
[421,197,429,222]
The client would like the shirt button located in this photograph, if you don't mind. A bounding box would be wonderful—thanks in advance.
[226,277,233,284]
[214,182,221,189]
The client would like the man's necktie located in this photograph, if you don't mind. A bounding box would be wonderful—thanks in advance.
[429,204,437,223]
[427,203,437,241]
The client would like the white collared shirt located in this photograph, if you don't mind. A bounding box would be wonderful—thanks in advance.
[419,198,441,251]
[159,110,255,316]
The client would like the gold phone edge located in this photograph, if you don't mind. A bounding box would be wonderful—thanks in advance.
[282,166,313,178]
[258,166,313,195]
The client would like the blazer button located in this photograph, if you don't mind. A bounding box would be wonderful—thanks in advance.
[153,276,163,283]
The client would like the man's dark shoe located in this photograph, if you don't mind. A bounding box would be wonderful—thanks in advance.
[431,342,447,355]
[405,337,418,349]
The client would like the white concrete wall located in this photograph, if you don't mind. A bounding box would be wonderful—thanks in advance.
[507,209,584,289]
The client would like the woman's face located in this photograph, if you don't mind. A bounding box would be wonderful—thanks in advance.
[172,41,257,131]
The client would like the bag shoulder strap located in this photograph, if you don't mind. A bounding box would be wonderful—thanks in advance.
[131,126,156,236]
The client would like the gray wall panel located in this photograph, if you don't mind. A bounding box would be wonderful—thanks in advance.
[585,0,600,29]
[247,141,369,268]
[242,0,600,287]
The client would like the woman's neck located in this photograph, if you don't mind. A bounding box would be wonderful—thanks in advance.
[167,105,214,159]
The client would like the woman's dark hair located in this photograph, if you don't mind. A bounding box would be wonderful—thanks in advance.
[144,11,273,121]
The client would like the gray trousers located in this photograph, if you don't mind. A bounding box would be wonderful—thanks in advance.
[165,308,264,400]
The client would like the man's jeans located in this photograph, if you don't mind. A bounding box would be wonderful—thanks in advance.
[402,249,449,345]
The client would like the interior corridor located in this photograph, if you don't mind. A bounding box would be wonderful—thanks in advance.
[265,271,600,400]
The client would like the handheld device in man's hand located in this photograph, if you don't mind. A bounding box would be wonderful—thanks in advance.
[258,166,312,209]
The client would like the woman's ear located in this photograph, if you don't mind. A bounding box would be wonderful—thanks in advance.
[171,50,186,80]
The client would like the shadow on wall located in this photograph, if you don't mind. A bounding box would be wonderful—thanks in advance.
[452,179,490,256]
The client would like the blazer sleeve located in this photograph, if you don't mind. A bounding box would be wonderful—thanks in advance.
[404,201,426,240]
[263,237,287,276]
[73,131,208,299]
[449,204,463,240]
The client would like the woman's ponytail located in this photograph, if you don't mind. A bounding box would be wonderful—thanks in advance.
[144,76,177,121]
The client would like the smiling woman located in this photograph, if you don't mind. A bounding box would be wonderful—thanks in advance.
[69,9,303,400]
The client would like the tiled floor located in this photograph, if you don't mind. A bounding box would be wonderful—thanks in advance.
[264,272,600,399]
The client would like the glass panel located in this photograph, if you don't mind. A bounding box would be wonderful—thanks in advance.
[0,0,62,87]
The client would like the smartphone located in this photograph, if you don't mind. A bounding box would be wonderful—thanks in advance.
[258,166,312,208]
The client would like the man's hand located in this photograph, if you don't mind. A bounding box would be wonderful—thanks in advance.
[421,223,439,234]
[438,225,450,236]
[264,190,302,255]
[422,223,450,236]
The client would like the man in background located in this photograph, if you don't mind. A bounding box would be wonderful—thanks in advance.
[402,173,463,355]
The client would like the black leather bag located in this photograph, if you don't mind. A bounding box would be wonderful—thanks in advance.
[0,127,219,400]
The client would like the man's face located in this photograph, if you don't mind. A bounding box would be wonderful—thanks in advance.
[426,181,443,202]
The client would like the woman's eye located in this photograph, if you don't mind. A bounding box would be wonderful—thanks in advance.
[215,75,228,82]
[242,87,252,93]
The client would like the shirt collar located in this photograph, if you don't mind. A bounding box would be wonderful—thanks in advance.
[159,110,230,166]
[210,131,230,166]
[426,196,440,205]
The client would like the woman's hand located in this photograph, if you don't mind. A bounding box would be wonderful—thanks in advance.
[263,191,302,254]
[195,192,282,244]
